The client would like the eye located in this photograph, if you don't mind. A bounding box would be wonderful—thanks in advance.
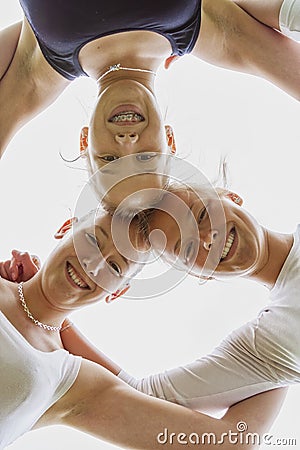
[197,206,207,224]
[135,152,157,162]
[85,232,100,248]
[108,261,122,277]
[99,155,119,162]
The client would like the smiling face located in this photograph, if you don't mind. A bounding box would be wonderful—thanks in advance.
[40,211,147,311]
[83,80,173,208]
[149,188,268,280]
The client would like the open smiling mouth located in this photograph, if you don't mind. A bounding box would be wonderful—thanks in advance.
[108,111,145,123]
[66,262,90,290]
[220,228,236,260]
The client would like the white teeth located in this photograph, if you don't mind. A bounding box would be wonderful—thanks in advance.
[109,111,144,123]
[221,230,235,260]
[67,263,88,289]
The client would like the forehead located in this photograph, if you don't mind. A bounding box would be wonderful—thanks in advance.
[77,210,112,229]
[156,186,225,216]
[169,187,211,205]
[150,188,205,222]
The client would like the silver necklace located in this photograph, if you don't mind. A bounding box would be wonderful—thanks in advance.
[97,63,156,82]
[18,282,62,332]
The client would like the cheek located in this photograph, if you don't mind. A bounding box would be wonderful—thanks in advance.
[194,250,217,275]
[86,156,99,176]
[89,265,124,294]
[72,241,87,266]
[236,234,258,268]
[84,147,96,170]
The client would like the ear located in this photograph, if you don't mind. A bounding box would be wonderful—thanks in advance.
[54,217,78,240]
[80,126,89,156]
[164,55,180,70]
[224,191,243,206]
[105,283,130,304]
[165,125,176,155]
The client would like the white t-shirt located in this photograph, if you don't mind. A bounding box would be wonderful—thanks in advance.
[119,226,300,415]
[0,311,81,448]
[280,0,300,42]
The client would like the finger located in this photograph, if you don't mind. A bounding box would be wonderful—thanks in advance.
[0,261,9,279]
[12,250,41,271]
[10,251,38,281]
[31,255,41,270]
[0,260,14,281]
[9,258,20,281]
[12,250,31,262]
[9,250,41,282]
[0,262,6,278]
[19,254,39,281]
[11,249,23,260]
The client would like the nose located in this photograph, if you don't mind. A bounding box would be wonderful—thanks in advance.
[203,230,218,251]
[82,256,104,277]
[114,132,139,144]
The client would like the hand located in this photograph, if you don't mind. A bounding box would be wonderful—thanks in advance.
[0,250,41,282]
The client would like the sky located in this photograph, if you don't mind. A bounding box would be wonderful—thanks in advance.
[1,2,300,449]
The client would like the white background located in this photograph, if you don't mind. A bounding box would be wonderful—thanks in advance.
[1,2,300,449]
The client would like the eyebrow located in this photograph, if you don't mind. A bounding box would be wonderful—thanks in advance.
[174,238,181,255]
[189,201,195,215]
[95,225,109,239]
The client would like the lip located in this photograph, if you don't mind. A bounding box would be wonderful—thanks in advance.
[65,262,91,290]
[108,104,145,125]
[220,227,238,262]
[110,104,143,116]
[110,120,142,126]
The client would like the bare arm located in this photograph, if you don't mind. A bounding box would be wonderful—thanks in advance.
[193,0,300,100]
[40,359,286,450]
[231,0,283,30]
[0,21,22,80]
[0,19,70,158]
[60,320,289,417]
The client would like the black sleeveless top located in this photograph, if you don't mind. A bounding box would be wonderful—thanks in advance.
[19,0,201,80]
